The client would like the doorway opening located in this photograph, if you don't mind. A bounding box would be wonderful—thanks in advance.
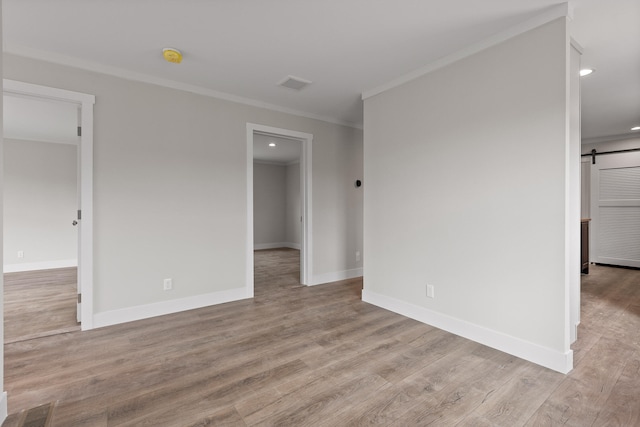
[246,124,313,296]
[3,80,95,336]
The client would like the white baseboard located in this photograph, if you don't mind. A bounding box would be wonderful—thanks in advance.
[92,287,250,329]
[362,289,573,374]
[254,242,301,250]
[0,391,7,424]
[311,268,363,286]
[3,259,78,273]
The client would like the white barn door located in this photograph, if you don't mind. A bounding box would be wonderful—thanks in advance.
[590,152,640,268]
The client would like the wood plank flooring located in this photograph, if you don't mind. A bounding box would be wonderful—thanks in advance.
[2,251,640,426]
[4,267,80,344]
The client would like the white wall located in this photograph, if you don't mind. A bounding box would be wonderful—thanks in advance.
[582,137,640,155]
[314,125,364,282]
[363,18,576,373]
[3,139,78,272]
[3,53,363,325]
[253,162,286,247]
[253,161,302,250]
[285,162,301,247]
[569,43,582,344]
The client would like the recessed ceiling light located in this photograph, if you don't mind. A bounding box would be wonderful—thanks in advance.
[631,126,640,131]
[579,68,594,77]
[268,142,277,148]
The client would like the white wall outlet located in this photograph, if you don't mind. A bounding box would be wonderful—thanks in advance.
[163,278,173,291]
[356,251,361,262]
[427,284,435,298]
[17,251,24,259]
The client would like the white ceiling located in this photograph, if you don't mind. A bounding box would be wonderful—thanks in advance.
[2,0,639,142]
[253,133,302,164]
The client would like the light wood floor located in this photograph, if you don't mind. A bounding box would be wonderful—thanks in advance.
[253,248,303,296]
[4,267,80,344]
[2,250,640,426]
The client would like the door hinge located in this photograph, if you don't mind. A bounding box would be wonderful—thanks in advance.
[77,126,82,137]
[77,210,82,220]
[77,293,82,304]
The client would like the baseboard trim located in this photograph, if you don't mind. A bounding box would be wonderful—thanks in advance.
[362,289,573,373]
[254,242,301,250]
[0,391,7,424]
[92,287,249,329]
[3,259,78,273]
[311,268,363,286]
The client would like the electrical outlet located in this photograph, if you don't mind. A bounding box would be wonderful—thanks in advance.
[163,278,173,291]
[17,251,24,259]
[427,284,435,298]
[356,251,361,262]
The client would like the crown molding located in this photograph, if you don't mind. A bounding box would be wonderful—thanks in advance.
[362,2,571,100]
[4,44,363,130]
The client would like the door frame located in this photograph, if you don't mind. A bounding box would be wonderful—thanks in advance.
[4,79,96,329]
[246,123,313,295]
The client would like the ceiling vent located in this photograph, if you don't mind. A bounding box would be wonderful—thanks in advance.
[277,75,312,91]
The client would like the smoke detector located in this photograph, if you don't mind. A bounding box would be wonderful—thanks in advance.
[163,48,183,64]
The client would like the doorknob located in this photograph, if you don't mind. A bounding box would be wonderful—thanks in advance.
[72,220,78,226]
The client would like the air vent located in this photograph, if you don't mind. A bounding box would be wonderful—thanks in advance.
[277,75,312,91]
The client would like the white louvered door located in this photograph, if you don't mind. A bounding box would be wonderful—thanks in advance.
[590,152,640,268]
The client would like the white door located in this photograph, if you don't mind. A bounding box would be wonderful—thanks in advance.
[590,152,640,268]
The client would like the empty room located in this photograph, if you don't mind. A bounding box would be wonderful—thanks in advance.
[1,0,639,425]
